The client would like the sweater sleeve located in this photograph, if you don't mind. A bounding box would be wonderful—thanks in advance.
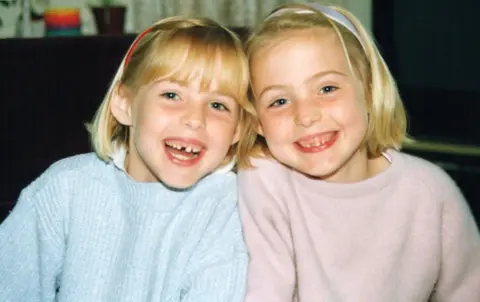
[431,173,480,302]
[237,160,296,302]
[0,174,66,302]
[181,191,248,302]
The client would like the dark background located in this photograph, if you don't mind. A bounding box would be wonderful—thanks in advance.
[372,0,480,225]
[1,1,479,224]
[373,0,480,144]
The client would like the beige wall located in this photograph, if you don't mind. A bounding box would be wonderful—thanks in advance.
[344,0,372,32]
[312,0,372,32]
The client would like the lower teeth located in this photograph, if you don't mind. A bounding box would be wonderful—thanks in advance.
[169,151,198,161]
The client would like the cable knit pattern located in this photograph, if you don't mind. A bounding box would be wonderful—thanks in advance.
[238,150,480,302]
[0,153,247,302]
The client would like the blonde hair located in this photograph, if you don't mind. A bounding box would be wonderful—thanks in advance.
[240,4,408,164]
[89,16,255,167]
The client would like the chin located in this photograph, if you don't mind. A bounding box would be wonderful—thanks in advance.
[157,171,208,190]
[277,155,339,180]
[295,165,337,179]
[160,178,197,190]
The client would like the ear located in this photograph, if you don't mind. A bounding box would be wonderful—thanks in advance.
[110,84,133,126]
[256,122,264,136]
[231,122,242,145]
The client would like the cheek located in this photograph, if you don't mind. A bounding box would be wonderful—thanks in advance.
[208,116,237,143]
[329,98,368,130]
[133,103,170,137]
[259,112,293,142]
[134,111,154,134]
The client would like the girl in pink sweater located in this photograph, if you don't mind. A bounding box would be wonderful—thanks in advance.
[237,3,480,302]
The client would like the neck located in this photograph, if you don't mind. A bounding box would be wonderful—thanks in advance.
[321,148,389,183]
[125,148,158,183]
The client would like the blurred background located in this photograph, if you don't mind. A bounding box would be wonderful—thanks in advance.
[1,0,478,225]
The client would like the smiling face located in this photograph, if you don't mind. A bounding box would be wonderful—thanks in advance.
[111,77,240,188]
[250,28,371,182]
[105,20,249,189]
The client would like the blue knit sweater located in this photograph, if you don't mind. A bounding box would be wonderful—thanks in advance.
[0,152,247,302]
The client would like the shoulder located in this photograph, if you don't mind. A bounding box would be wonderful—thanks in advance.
[40,152,111,184]
[396,151,463,200]
[399,151,458,189]
[20,153,111,198]
[398,152,479,239]
[238,156,290,184]
[46,152,107,173]
[236,156,291,211]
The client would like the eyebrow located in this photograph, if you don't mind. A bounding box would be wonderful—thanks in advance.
[152,79,236,100]
[257,70,348,100]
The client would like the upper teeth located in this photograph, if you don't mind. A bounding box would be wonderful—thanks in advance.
[299,134,333,147]
[165,141,202,153]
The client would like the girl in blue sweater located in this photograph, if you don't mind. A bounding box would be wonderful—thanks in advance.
[0,16,253,302]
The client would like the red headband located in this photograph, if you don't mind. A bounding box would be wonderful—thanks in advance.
[124,27,152,67]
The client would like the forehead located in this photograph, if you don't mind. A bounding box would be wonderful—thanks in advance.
[144,39,247,99]
[146,76,225,96]
[172,52,225,92]
[251,28,350,86]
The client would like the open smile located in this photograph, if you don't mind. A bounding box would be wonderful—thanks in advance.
[164,137,206,167]
[294,131,339,153]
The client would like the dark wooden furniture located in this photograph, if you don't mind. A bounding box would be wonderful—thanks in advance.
[1,30,478,225]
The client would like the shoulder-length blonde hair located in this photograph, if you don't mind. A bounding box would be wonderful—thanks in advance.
[237,4,408,167]
[89,16,255,167]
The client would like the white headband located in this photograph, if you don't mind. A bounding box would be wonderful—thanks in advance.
[266,3,365,50]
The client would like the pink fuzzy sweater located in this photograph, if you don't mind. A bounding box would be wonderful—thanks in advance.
[238,150,480,302]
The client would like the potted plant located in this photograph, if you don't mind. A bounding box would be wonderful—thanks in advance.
[90,0,126,35]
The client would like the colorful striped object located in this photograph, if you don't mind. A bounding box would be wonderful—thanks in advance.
[44,8,81,37]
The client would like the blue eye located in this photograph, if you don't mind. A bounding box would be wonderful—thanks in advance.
[210,102,229,111]
[269,98,289,108]
[320,86,338,94]
[161,92,180,100]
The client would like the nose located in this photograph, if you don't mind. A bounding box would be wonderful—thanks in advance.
[293,100,321,127]
[181,104,206,130]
